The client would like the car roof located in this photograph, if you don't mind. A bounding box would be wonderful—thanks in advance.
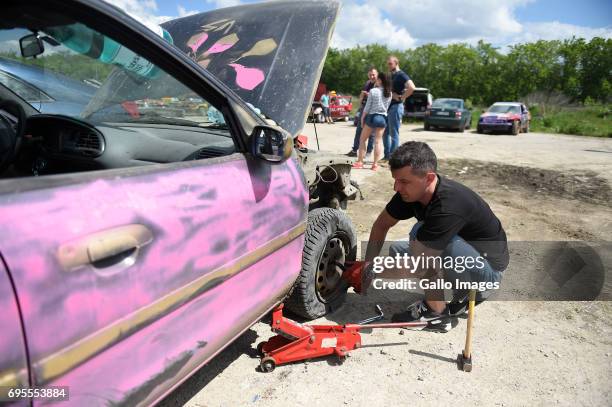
[492,102,522,106]
[435,98,463,102]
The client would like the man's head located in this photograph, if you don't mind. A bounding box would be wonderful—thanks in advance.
[367,67,378,83]
[387,56,399,72]
[389,142,437,203]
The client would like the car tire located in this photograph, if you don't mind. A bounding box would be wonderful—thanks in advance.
[458,122,465,132]
[511,120,519,136]
[524,121,530,133]
[285,208,357,319]
[477,125,483,134]
[424,123,431,131]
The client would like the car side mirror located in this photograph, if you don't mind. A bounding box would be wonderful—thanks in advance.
[20,33,45,58]
[250,125,292,163]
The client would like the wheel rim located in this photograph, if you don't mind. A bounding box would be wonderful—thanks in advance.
[315,233,349,303]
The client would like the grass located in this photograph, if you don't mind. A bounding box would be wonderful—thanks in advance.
[530,105,611,138]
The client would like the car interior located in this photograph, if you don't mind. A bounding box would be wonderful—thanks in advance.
[0,17,237,180]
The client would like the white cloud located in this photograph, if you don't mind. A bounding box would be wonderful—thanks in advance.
[510,21,612,44]
[102,0,611,50]
[332,2,415,49]
[205,0,242,9]
[177,5,199,17]
[104,0,174,28]
[367,0,530,45]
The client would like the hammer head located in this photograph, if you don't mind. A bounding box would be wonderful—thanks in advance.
[457,352,473,372]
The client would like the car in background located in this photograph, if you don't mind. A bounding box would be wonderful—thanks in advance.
[0,56,96,116]
[478,102,530,135]
[404,87,432,119]
[424,98,472,132]
[329,93,352,121]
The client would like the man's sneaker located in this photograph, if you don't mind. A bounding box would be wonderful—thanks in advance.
[448,299,485,317]
[391,300,452,332]
[346,150,357,157]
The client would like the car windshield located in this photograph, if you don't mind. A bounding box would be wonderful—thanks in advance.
[432,99,461,109]
[489,104,520,114]
[0,25,226,128]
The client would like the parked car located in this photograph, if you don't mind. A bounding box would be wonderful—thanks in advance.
[404,87,432,119]
[329,94,353,121]
[424,98,472,132]
[0,1,357,406]
[309,87,352,123]
[477,102,530,135]
[0,56,97,116]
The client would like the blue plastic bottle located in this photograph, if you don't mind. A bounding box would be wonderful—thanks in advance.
[44,23,173,79]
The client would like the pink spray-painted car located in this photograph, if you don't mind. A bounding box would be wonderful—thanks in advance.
[0,0,359,405]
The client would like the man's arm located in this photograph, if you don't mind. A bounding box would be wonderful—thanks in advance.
[364,209,399,264]
[401,80,416,102]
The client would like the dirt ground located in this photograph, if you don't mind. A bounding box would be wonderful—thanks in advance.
[160,123,612,407]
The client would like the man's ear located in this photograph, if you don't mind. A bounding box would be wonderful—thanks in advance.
[426,171,437,185]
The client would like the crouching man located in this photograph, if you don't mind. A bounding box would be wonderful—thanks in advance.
[362,141,509,331]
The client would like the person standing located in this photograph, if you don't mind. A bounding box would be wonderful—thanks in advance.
[382,56,415,161]
[352,72,392,171]
[347,67,377,157]
[320,91,333,124]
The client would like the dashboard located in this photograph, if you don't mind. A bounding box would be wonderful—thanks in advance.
[16,114,236,176]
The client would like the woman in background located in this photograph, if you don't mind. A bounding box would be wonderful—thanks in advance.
[352,72,392,171]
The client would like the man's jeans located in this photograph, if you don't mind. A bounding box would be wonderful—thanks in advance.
[388,222,503,302]
[383,103,404,159]
[352,111,374,153]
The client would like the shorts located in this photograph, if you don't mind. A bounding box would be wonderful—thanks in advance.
[365,113,387,129]
[322,106,331,118]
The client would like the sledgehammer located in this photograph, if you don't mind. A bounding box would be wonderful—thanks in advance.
[458,289,476,372]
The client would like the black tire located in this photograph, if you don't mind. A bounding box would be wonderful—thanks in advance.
[285,208,357,319]
[511,120,519,136]
[524,121,530,133]
[458,122,465,132]
[466,117,471,129]
[424,123,431,131]
[477,125,483,134]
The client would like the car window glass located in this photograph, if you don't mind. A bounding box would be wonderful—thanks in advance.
[0,23,237,180]
[0,71,53,103]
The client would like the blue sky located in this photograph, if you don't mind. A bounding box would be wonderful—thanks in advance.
[108,0,612,49]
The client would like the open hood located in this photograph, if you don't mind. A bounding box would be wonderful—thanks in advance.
[162,1,340,136]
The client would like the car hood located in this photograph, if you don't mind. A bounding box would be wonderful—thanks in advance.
[162,1,339,136]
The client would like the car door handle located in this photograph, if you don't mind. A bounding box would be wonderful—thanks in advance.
[58,224,153,271]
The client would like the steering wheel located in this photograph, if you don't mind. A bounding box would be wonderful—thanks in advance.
[0,100,27,173]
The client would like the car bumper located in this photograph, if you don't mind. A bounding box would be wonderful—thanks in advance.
[405,111,426,118]
[425,116,463,128]
[479,122,512,131]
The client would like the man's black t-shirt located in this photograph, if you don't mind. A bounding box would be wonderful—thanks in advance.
[390,69,410,106]
[385,175,509,271]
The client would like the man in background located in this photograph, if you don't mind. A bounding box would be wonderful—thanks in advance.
[320,90,333,124]
[347,67,377,157]
[382,56,415,161]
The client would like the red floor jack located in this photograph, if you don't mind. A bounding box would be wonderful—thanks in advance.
[257,261,443,372]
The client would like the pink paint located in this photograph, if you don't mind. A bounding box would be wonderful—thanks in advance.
[228,63,265,90]
[188,32,208,54]
[205,41,235,55]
